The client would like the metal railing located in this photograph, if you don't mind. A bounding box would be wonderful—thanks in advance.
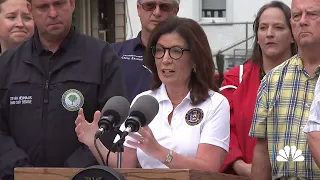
[211,22,254,86]
[210,22,254,71]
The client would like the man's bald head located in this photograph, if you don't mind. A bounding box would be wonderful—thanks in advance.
[291,0,320,48]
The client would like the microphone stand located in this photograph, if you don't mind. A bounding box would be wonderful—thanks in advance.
[111,129,126,168]
[116,137,125,168]
[110,126,133,168]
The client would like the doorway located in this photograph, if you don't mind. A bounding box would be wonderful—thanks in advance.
[99,0,116,43]
[72,0,123,43]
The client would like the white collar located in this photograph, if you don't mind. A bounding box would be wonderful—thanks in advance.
[153,84,191,104]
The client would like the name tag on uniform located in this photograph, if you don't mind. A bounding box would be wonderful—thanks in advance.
[10,96,32,105]
[121,54,143,61]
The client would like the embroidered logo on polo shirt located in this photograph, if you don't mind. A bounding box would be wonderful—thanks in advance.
[185,108,204,126]
[61,89,84,112]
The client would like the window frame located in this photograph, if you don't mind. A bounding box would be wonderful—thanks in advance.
[199,0,233,24]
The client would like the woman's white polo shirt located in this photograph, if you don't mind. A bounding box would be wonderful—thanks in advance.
[121,84,230,169]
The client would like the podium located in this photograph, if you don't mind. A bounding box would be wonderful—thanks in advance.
[14,167,251,180]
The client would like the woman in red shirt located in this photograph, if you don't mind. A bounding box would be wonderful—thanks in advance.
[219,1,297,177]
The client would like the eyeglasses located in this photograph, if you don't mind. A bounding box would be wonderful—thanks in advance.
[151,45,190,60]
[138,1,176,12]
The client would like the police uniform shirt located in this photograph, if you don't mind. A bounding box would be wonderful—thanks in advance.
[0,26,125,179]
[111,32,152,103]
[123,84,230,168]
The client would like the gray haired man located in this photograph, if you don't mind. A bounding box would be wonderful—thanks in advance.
[111,0,180,103]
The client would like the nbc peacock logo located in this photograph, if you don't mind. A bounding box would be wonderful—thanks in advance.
[276,145,305,162]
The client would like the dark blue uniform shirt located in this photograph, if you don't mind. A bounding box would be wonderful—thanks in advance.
[111,32,152,103]
[0,27,125,180]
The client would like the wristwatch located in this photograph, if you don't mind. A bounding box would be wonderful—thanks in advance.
[164,150,173,164]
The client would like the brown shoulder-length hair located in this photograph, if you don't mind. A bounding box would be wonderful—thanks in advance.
[144,17,217,105]
[251,1,297,65]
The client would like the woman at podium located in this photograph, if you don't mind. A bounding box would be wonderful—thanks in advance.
[75,17,230,171]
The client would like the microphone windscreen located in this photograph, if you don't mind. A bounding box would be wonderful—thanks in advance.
[101,96,130,127]
[129,95,159,126]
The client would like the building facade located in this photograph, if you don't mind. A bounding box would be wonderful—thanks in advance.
[72,0,126,43]
[0,0,125,53]
[126,0,292,69]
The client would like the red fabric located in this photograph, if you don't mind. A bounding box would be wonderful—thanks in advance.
[213,70,220,80]
[219,60,260,174]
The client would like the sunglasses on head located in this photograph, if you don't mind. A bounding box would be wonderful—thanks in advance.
[138,1,176,12]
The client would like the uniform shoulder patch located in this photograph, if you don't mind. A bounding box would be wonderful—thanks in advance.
[61,89,84,112]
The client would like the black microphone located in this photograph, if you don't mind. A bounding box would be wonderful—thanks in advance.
[122,95,159,137]
[95,96,130,139]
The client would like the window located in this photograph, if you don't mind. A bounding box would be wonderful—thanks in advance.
[202,0,226,18]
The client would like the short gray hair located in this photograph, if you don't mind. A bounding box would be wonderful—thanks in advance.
[137,0,180,5]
